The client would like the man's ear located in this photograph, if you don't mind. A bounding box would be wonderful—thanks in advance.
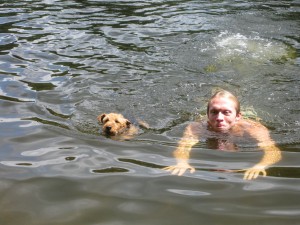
[97,114,106,123]
[236,112,242,121]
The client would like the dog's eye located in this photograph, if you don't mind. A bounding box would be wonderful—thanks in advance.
[115,120,120,123]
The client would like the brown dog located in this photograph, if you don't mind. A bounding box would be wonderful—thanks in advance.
[97,113,142,139]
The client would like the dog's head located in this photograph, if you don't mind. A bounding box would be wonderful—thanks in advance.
[97,113,131,136]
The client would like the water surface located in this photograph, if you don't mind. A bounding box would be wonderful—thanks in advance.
[0,1,299,224]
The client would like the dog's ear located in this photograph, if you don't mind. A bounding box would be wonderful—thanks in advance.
[126,120,131,128]
[97,114,106,123]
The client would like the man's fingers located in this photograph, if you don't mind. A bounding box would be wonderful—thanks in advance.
[162,166,172,172]
[244,170,256,180]
[253,171,259,180]
[162,165,195,176]
[190,167,196,173]
[243,169,267,180]
[172,168,180,175]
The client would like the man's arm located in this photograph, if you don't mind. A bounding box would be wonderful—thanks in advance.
[244,121,282,180]
[163,123,200,176]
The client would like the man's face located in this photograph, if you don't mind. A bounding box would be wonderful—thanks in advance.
[207,97,241,132]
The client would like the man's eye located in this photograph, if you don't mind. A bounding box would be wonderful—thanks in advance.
[224,111,231,115]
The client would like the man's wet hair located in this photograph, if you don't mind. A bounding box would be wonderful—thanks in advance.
[207,90,241,115]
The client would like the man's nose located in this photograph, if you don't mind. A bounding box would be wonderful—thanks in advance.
[216,112,224,121]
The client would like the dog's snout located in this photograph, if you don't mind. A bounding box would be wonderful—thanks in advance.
[98,113,139,139]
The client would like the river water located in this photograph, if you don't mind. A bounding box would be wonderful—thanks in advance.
[0,1,299,224]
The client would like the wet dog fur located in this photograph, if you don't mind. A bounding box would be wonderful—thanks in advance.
[97,113,147,139]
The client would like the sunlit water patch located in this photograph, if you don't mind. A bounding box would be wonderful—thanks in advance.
[174,32,296,74]
[216,32,296,63]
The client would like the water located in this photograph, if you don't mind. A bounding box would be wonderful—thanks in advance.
[0,0,299,224]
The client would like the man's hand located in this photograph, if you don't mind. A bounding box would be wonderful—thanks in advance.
[243,165,267,180]
[163,162,195,176]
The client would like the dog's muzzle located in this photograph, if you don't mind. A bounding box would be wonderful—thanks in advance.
[104,126,114,134]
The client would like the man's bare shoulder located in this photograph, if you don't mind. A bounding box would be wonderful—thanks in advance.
[237,118,267,128]
[182,121,207,138]
[233,118,268,136]
[187,120,207,130]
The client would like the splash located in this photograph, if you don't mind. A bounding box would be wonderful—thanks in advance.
[174,32,296,74]
[214,32,296,64]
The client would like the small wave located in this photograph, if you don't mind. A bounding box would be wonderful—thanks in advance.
[0,154,88,168]
[91,167,129,174]
[0,33,17,46]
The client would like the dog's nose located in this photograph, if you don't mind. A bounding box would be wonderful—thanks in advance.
[106,126,112,131]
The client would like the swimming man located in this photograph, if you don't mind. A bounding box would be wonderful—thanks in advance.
[163,90,282,180]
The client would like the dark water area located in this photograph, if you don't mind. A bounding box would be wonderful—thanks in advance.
[0,0,300,224]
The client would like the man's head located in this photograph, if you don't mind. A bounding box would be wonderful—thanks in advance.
[207,90,242,132]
